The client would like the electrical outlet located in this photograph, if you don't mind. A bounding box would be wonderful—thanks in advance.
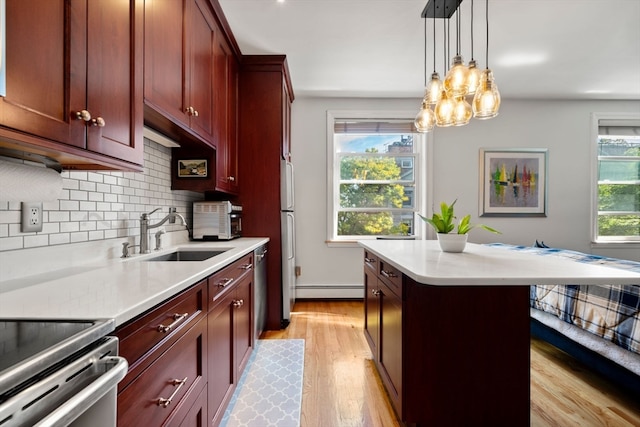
[169,207,177,224]
[21,202,43,232]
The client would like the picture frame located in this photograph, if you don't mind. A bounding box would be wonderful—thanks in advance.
[479,148,548,217]
[177,159,208,178]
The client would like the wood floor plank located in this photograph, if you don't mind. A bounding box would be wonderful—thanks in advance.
[261,300,640,427]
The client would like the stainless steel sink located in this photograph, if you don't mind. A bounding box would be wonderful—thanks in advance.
[145,250,228,262]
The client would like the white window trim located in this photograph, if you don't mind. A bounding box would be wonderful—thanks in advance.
[589,112,640,247]
[326,110,432,247]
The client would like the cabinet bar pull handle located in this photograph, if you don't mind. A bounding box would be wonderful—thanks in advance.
[74,110,92,121]
[217,277,234,288]
[232,299,244,308]
[240,263,252,270]
[364,257,376,263]
[156,377,188,408]
[157,312,188,333]
[380,270,397,278]
[372,289,381,296]
[228,176,235,181]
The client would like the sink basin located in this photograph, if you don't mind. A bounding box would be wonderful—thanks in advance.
[145,250,228,262]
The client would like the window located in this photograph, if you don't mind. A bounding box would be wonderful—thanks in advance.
[327,111,426,243]
[592,114,640,243]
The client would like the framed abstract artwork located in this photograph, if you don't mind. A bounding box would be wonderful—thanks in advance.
[479,148,548,217]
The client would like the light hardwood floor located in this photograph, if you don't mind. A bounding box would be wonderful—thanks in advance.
[261,300,640,427]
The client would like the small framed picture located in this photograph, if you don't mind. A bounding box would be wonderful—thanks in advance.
[177,159,208,178]
[479,148,548,217]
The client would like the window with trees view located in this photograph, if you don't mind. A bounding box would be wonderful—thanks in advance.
[593,115,640,243]
[327,112,425,242]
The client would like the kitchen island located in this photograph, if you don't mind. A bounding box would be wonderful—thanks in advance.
[359,240,639,427]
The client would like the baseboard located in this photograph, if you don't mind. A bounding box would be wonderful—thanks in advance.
[295,285,363,299]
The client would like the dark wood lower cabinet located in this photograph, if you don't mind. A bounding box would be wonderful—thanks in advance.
[208,269,254,426]
[207,289,234,424]
[117,316,207,427]
[363,254,530,427]
[174,383,208,427]
[117,252,256,427]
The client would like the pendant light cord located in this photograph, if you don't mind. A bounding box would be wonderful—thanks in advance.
[485,0,489,69]
[432,0,437,73]
[423,16,427,86]
[470,0,475,60]
[455,3,461,55]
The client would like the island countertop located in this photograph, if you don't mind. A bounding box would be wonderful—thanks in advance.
[359,240,640,286]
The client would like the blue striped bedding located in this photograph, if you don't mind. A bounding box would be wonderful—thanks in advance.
[486,243,640,356]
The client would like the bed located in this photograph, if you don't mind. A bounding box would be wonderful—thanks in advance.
[486,243,640,397]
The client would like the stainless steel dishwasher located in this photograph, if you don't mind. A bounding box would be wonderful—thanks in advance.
[254,244,268,340]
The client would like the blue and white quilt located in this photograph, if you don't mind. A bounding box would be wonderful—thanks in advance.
[487,243,640,356]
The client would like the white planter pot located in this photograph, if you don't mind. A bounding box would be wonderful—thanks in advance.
[437,233,468,253]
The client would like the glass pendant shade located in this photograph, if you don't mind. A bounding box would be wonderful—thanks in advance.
[425,73,443,105]
[434,90,455,127]
[414,100,436,132]
[444,55,469,98]
[453,97,472,126]
[466,59,482,95]
[472,69,501,119]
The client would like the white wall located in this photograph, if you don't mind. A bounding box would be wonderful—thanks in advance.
[292,97,640,298]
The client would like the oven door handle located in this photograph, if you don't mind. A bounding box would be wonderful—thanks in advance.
[34,356,128,427]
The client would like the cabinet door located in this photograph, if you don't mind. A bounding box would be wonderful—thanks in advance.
[208,291,234,426]
[187,0,216,144]
[1,0,85,147]
[85,0,143,166]
[214,34,239,194]
[117,317,207,427]
[143,0,189,128]
[234,274,253,376]
[173,387,207,427]
[379,285,402,415]
[363,268,380,358]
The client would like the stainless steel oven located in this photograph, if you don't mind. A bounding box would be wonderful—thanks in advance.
[0,319,128,427]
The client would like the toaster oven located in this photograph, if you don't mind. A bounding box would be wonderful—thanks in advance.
[192,201,242,240]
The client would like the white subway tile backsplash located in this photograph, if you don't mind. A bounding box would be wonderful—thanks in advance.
[70,232,88,243]
[0,140,202,253]
[60,222,80,233]
[24,234,49,248]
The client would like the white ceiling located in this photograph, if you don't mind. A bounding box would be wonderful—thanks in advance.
[218,0,640,100]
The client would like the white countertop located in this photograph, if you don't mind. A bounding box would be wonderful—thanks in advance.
[359,240,640,286]
[0,238,268,326]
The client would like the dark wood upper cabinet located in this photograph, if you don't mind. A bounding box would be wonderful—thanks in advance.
[0,0,144,171]
[214,34,239,194]
[144,0,216,147]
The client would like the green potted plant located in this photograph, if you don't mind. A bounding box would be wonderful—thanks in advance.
[419,200,501,252]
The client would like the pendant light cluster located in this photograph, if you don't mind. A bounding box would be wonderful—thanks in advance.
[414,0,500,133]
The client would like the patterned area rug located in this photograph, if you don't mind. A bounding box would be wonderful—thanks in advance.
[220,339,305,427]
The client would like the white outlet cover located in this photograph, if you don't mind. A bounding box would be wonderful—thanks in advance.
[21,201,43,232]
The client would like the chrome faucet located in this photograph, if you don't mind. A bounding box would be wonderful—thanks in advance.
[140,208,188,254]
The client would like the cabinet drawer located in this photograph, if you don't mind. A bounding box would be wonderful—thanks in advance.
[378,260,402,297]
[364,251,378,271]
[118,316,207,427]
[116,280,206,388]
[208,253,254,308]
